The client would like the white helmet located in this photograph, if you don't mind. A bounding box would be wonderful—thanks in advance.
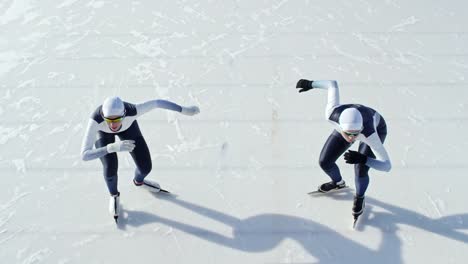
[339,108,363,131]
[102,96,125,117]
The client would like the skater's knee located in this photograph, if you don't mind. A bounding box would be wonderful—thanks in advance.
[354,163,369,178]
[105,174,117,182]
[103,165,118,177]
[102,160,118,177]
[319,157,334,171]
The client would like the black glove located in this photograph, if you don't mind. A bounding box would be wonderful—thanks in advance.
[296,79,313,93]
[344,150,367,164]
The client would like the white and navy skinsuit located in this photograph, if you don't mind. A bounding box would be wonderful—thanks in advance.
[313,80,391,196]
[81,99,183,195]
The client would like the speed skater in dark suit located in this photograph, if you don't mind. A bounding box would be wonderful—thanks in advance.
[81,96,200,220]
[296,79,391,218]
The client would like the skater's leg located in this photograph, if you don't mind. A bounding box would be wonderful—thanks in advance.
[354,119,387,196]
[128,136,152,183]
[118,121,152,183]
[319,130,352,183]
[95,132,119,196]
[354,146,370,197]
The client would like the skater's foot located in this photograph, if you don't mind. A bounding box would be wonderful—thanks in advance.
[352,195,365,217]
[318,180,346,193]
[133,179,161,193]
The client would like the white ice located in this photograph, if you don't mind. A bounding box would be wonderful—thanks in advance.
[1,0,467,263]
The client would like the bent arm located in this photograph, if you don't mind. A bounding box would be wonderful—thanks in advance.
[363,134,392,172]
[311,80,340,118]
[135,99,182,116]
[81,119,108,161]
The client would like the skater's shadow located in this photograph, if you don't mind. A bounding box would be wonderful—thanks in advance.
[117,191,468,263]
[321,189,468,243]
[117,193,402,263]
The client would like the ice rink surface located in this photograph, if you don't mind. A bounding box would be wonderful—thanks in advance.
[1,0,468,263]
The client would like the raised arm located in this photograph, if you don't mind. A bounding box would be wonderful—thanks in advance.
[296,79,340,118]
[135,99,200,117]
[135,99,182,116]
[312,80,340,118]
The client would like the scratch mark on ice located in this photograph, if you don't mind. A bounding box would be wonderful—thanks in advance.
[389,16,419,32]
[21,248,52,264]
[72,234,100,247]
[0,211,15,229]
[0,228,23,245]
[0,191,31,213]
[425,192,443,218]
[165,227,183,253]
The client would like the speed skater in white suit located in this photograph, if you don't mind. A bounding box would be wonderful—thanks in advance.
[296,79,391,219]
[80,97,200,221]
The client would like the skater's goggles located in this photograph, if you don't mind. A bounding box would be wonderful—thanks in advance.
[103,115,125,123]
[343,130,361,137]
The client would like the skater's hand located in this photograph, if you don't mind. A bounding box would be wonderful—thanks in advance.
[344,150,367,164]
[107,140,135,153]
[296,79,313,93]
[181,106,200,116]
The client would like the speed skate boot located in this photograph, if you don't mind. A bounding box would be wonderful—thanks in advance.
[352,195,365,217]
[133,179,161,193]
[318,180,346,193]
